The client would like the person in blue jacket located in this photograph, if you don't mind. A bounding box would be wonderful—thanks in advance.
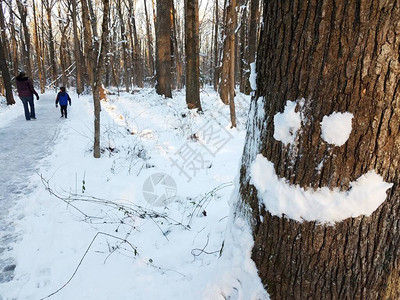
[55,86,71,118]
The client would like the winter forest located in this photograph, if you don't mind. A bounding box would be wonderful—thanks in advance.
[0,0,259,108]
[1,0,400,299]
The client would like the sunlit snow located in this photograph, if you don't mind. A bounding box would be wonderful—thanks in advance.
[249,62,257,91]
[321,112,354,146]
[250,154,393,223]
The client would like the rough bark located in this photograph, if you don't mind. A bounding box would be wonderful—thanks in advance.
[239,0,400,298]
[184,0,202,111]
[155,0,172,98]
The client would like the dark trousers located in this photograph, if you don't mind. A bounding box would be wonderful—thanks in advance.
[60,105,68,117]
[20,96,35,120]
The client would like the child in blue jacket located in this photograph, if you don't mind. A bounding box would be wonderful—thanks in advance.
[55,87,72,118]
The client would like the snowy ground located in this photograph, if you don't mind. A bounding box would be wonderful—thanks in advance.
[0,94,62,284]
[0,88,267,300]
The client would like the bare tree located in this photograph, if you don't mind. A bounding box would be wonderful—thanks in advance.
[58,1,70,88]
[79,0,110,157]
[81,0,94,85]
[71,0,84,94]
[92,0,110,158]
[171,1,183,90]
[245,0,260,93]
[219,0,237,127]
[32,0,45,93]
[143,0,155,82]
[155,0,172,98]
[212,0,220,91]
[126,0,143,88]
[43,0,58,87]
[117,0,130,92]
[7,1,19,77]
[16,0,32,78]
[238,0,248,93]
[184,0,202,111]
[0,0,10,63]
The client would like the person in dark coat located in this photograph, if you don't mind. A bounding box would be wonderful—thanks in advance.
[55,86,71,118]
[15,71,40,120]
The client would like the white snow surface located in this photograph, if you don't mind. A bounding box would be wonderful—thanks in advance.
[321,112,354,146]
[250,154,393,223]
[273,100,301,145]
[0,88,268,299]
[249,62,257,91]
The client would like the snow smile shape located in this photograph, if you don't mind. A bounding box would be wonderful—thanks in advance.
[255,100,393,223]
[250,154,393,223]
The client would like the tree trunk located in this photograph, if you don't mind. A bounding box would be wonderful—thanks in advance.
[45,3,57,87]
[213,0,220,91]
[245,0,259,93]
[92,0,110,158]
[0,1,10,63]
[144,0,155,83]
[16,0,32,78]
[111,28,121,87]
[87,0,99,54]
[155,0,172,98]
[239,0,400,298]
[39,2,47,90]
[82,0,94,86]
[58,3,69,88]
[238,2,248,94]
[219,0,237,126]
[9,3,19,77]
[171,1,183,90]
[117,0,130,92]
[0,35,15,105]
[71,0,84,95]
[32,0,45,94]
[219,0,235,105]
[127,0,143,88]
[184,0,202,111]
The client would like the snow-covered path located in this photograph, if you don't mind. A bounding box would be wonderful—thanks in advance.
[0,94,60,283]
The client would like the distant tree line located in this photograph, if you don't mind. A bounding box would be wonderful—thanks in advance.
[0,0,261,103]
[0,0,262,157]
